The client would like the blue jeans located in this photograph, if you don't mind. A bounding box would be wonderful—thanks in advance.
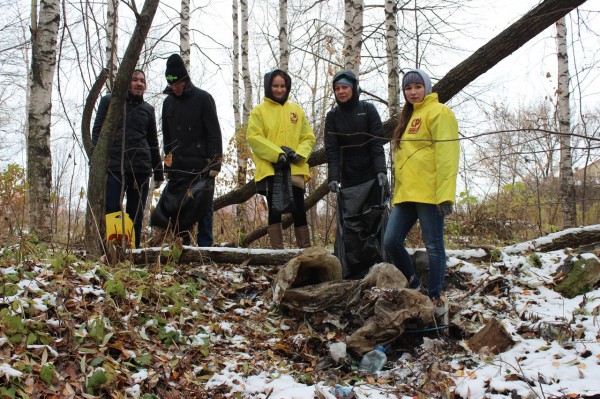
[105,172,150,248]
[383,202,446,299]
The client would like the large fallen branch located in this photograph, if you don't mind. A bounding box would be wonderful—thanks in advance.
[132,225,600,265]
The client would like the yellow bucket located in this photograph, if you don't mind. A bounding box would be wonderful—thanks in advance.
[105,211,136,248]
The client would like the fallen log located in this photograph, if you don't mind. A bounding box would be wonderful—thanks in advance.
[132,246,306,266]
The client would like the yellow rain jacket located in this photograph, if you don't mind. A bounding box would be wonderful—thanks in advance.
[393,93,459,205]
[247,97,316,183]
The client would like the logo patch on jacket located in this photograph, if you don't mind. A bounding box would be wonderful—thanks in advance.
[408,118,421,134]
[290,112,298,124]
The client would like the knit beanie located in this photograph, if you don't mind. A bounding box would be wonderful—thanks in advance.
[402,69,432,95]
[334,77,354,88]
[165,54,188,84]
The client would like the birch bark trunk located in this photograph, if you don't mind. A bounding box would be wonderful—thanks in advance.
[384,0,400,117]
[180,0,191,69]
[556,17,577,228]
[278,0,289,71]
[106,0,119,91]
[27,0,60,240]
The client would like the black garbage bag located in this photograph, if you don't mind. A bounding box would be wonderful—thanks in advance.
[150,174,214,232]
[334,178,390,279]
[271,162,295,214]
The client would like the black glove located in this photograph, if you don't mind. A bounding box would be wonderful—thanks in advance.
[328,181,340,193]
[281,146,302,164]
[437,201,453,217]
[272,153,288,171]
[377,172,388,187]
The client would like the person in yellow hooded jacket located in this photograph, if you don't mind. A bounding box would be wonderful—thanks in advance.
[383,69,459,323]
[247,69,316,249]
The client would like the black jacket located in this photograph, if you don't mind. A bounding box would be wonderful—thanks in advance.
[92,92,164,181]
[162,81,223,177]
[325,70,386,187]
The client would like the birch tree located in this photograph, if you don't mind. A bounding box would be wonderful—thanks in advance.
[278,0,288,70]
[556,16,577,227]
[232,0,241,127]
[106,0,118,91]
[27,0,60,240]
[342,0,363,74]
[384,0,400,117]
[180,0,191,69]
[241,0,252,123]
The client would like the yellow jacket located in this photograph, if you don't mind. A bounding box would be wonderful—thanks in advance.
[247,97,316,183]
[393,93,459,205]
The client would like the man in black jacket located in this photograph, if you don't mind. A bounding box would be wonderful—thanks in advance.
[92,69,164,248]
[160,53,223,246]
[325,70,389,278]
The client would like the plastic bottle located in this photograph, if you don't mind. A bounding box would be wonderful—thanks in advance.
[358,345,387,374]
[333,384,355,398]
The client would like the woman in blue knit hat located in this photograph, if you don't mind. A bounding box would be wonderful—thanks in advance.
[383,69,460,325]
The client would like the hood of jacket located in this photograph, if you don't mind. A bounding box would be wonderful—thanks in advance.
[264,69,291,105]
[333,69,360,109]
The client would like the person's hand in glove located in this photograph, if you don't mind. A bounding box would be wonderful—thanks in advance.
[281,146,303,164]
[437,201,453,217]
[377,172,388,186]
[272,153,288,170]
[328,181,339,193]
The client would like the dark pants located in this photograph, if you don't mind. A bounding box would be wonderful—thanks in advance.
[106,172,150,248]
[266,185,307,227]
[197,203,214,246]
[180,203,214,246]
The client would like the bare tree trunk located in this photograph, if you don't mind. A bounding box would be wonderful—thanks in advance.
[278,0,289,71]
[84,0,161,256]
[556,17,577,228]
[241,0,252,123]
[27,0,60,241]
[384,0,400,117]
[106,0,119,91]
[351,0,363,74]
[180,0,191,69]
[232,0,241,127]
[343,0,353,71]
[235,0,253,239]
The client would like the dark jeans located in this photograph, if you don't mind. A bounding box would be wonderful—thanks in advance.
[266,185,307,227]
[197,203,214,246]
[383,202,446,300]
[105,172,150,248]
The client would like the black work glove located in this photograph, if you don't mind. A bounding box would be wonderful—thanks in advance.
[328,181,340,193]
[281,146,302,164]
[437,201,453,217]
[377,172,388,187]
[272,153,288,171]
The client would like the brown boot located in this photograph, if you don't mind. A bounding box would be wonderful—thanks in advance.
[267,223,284,249]
[294,225,311,248]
